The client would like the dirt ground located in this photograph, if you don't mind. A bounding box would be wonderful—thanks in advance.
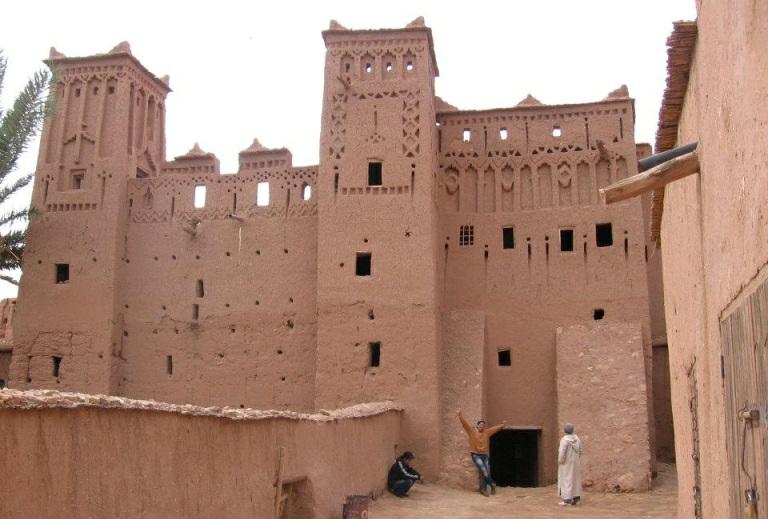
[370,463,677,518]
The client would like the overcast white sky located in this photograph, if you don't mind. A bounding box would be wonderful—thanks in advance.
[1,0,696,299]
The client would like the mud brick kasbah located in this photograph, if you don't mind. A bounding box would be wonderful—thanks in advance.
[4,16,673,498]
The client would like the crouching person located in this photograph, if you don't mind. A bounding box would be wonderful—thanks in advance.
[387,451,422,497]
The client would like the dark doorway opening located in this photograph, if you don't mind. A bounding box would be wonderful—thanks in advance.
[490,429,539,487]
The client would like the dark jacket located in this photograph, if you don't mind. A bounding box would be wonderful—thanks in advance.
[387,459,421,487]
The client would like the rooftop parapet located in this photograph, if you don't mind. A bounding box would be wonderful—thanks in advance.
[322,16,439,77]
[238,138,292,173]
[45,41,171,95]
[161,143,220,175]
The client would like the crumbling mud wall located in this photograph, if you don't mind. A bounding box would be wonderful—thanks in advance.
[556,321,652,492]
[0,390,401,519]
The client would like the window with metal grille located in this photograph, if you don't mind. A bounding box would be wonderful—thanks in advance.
[459,225,474,246]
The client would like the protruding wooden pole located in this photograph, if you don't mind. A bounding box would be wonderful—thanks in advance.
[600,150,699,204]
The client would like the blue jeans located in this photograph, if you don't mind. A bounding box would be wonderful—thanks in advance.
[471,453,495,493]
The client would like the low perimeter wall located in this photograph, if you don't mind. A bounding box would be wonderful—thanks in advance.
[0,390,401,519]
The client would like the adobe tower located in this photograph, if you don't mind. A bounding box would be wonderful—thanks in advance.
[314,18,444,476]
[10,44,170,393]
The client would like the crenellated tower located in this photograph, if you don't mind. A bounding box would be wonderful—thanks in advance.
[10,43,170,393]
[314,18,444,475]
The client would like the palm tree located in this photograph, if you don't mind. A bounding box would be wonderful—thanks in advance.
[0,50,51,285]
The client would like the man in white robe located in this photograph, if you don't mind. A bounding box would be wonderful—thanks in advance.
[557,422,582,506]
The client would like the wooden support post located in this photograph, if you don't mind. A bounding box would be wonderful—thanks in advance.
[600,150,699,204]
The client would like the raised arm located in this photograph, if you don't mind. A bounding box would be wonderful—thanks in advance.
[457,410,472,433]
[487,420,507,436]
[487,424,505,435]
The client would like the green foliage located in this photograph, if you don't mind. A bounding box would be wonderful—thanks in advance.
[0,49,52,284]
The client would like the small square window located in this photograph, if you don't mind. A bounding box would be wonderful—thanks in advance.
[368,162,382,186]
[552,126,562,138]
[459,225,474,246]
[502,227,515,249]
[593,308,605,320]
[55,263,69,284]
[72,173,84,190]
[560,229,574,252]
[497,349,511,367]
[596,223,613,247]
[463,129,471,142]
[499,128,508,140]
[356,253,372,276]
[369,342,381,367]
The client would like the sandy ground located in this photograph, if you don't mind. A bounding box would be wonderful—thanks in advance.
[370,463,677,518]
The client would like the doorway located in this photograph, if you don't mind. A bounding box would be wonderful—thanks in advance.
[490,429,539,487]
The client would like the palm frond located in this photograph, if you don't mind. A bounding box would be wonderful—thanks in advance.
[0,172,32,206]
[0,208,29,227]
[0,229,26,270]
[0,275,18,286]
[0,68,51,179]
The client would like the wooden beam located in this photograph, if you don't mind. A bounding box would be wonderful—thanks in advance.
[600,150,699,204]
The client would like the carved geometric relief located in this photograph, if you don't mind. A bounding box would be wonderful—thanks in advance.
[538,164,553,209]
[483,166,496,213]
[520,165,534,210]
[340,53,354,80]
[329,94,347,160]
[577,161,592,206]
[401,91,420,157]
[142,187,154,209]
[443,167,459,213]
[462,166,478,213]
[99,78,118,158]
[501,165,515,213]
[596,159,611,191]
[557,162,573,207]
